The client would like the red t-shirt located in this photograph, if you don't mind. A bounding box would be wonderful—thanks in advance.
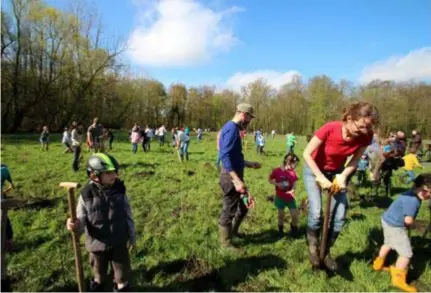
[312,121,373,171]
[269,167,298,202]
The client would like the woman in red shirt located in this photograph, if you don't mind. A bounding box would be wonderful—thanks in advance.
[303,101,379,271]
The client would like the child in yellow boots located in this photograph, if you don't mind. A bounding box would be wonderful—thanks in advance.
[372,173,431,292]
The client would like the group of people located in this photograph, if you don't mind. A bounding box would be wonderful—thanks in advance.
[2,102,430,292]
[349,129,425,198]
[217,102,430,292]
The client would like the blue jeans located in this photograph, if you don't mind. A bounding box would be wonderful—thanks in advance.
[405,170,415,183]
[180,141,189,155]
[303,165,348,232]
[132,143,138,154]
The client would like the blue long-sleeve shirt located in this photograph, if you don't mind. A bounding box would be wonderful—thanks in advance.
[219,121,245,179]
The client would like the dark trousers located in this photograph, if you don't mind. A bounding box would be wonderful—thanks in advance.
[109,137,114,150]
[159,136,165,146]
[357,170,366,185]
[72,146,81,171]
[219,171,248,227]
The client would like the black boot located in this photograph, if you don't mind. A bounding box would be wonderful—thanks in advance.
[288,224,299,238]
[278,225,284,236]
[232,217,245,238]
[89,279,104,292]
[306,228,321,268]
[323,231,340,272]
[219,225,239,251]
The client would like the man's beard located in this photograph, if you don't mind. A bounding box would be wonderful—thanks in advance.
[238,120,249,130]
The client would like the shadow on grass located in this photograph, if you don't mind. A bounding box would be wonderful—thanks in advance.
[335,227,431,286]
[241,229,284,245]
[120,162,160,169]
[133,254,287,291]
[359,196,393,209]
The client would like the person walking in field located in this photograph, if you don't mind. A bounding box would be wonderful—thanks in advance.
[271,129,276,139]
[372,173,431,292]
[87,118,104,153]
[218,103,261,250]
[62,127,73,153]
[158,125,167,147]
[130,128,141,154]
[105,128,115,151]
[400,147,423,184]
[176,128,190,161]
[286,132,297,154]
[71,121,84,172]
[40,126,50,151]
[302,101,379,271]
[269,153,300,237]
[66,153,136,292]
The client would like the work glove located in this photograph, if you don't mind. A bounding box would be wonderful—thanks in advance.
[331,174,347,194]
[316,175,332,190]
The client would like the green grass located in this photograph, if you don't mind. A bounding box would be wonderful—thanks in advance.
[2,132,431,292]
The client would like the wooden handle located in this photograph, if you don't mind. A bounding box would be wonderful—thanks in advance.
[59,182,81,189]
[320,190,333,261]
[64,186,85,292]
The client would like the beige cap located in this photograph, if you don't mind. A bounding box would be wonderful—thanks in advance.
[236,103,255,118]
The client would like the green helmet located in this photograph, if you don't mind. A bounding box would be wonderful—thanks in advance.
[87,153,120,176]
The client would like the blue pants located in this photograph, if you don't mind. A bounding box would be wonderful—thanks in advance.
[405,170,415,184]
[180,141,189,156]
[303,165,348,232]
[132,143,138,154]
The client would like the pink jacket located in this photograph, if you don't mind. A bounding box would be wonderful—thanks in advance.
[131,132,141,143]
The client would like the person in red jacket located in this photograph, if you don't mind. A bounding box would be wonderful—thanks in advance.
[302,101,379,271]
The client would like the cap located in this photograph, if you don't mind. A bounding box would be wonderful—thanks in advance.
[236,103,255,118]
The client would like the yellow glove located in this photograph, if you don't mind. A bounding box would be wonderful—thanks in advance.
[330,174,346,194]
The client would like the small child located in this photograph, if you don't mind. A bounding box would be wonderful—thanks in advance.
[402,147,423,184]
[257,133,265,155]
[66,153,136,292]
[62,127,73,153]
[356,154,369,185]
[40,126,50,151]
[372,173,431,292]
[130,129,141,154]
[269,153,300,237]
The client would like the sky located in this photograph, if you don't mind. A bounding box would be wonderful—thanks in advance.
[46,0,431,90]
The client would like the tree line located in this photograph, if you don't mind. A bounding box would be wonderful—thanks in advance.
[2,0,430,137]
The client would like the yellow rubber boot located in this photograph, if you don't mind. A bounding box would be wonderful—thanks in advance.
[390,266,417,292]
[372,256,385,271]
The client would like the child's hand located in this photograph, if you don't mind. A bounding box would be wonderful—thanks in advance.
[66,218,80,231]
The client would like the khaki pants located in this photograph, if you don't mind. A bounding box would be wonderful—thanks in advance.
[89,245,131,284]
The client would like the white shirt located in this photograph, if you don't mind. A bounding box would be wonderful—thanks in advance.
[62,131,71,143]
[158,126,166,136]
[177,130,190,142]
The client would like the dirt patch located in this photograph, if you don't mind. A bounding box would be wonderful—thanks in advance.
[176,256,213,282]
[166,176,181,183]
[266,195,275,202]
[171,207,181,218]
[134,171,155,177]
[186,170,195,176]
[11,198,60,210]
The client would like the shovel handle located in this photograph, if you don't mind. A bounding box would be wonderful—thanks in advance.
[60,183,85,292]
[320,189,333,261]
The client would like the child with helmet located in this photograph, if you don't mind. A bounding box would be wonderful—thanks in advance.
[66,153,136,292]
[268,153,301,237]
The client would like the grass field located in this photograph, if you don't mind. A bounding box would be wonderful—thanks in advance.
[2,132,431,292]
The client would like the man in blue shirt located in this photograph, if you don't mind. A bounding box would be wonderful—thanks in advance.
[372,173,431,292]
[218,103,261,250]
